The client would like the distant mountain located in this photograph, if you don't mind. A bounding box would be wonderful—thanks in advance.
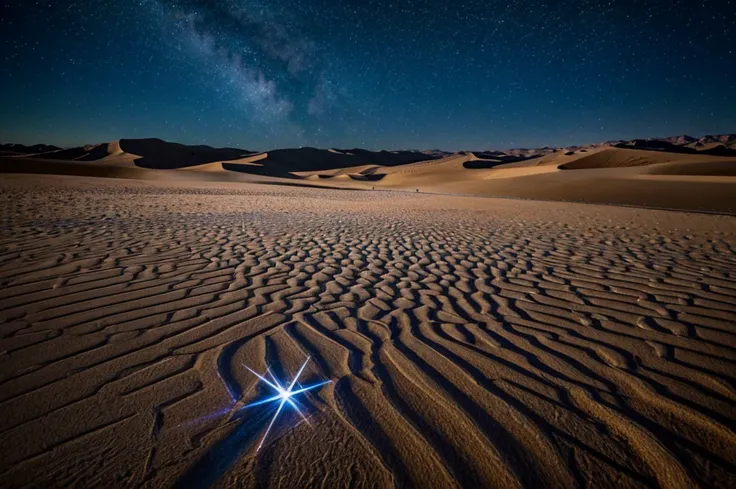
[697,134,736,145]
[419,149,454,158]
[0,143,62,155]
[611,134,736,156]
[490,134,736,158]
[484,134,736,158]
[662,135,697,146]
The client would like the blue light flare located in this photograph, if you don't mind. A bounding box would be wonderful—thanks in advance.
[242,356,331,452]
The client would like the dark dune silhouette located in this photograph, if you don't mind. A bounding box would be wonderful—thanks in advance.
[23,139,253,168]
[31,145,97,160]
[253,147,437,173]
[462,159,506,169]
[123,139,252,169]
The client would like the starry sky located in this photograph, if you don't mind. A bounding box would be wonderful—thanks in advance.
[1,0,734,150]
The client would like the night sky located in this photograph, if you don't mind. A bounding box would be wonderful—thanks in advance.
[1,0,734,150]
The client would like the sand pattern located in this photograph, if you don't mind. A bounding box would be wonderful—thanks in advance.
[0,176,735,488]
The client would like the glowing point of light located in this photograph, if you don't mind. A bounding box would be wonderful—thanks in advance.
[242,356,331,452]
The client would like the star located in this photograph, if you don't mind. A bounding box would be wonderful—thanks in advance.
[2,1,732,149]
[242,356,331,452]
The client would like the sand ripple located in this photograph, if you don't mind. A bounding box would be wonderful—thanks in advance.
[0,176,735,488]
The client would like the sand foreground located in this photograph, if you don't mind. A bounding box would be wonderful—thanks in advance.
[0,175,735,488]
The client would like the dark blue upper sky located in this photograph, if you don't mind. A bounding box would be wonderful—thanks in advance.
[1,0,734,150]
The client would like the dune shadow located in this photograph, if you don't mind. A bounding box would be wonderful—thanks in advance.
[0,156,154,179]
[173,406,275,489]
[128,139,250,169]
[463,160,505,169]
[348,173,385,181]
[221,162,300,179]
[252,180,368,191]
[470,152,547,164]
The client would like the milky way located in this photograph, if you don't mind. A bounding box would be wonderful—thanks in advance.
[0,0,734,149]
[148,0,333,123]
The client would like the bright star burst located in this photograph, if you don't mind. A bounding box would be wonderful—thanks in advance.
[242,356,331,452]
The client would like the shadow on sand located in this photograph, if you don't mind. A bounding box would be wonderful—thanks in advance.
[172,405,275,489]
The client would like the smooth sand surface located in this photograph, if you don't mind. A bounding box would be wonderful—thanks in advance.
[0,174,735,488]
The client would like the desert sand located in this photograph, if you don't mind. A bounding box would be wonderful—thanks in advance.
[0,172,735,488]
[3,137,736,213]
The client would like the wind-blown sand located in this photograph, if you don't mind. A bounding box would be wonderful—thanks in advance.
[0,174,734,488]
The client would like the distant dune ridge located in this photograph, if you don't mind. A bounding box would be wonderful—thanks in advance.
[22,138,254,169]
[1,133,735,213]
[3,133,734,169]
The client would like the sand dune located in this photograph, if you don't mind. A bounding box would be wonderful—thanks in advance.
[295,153,491,183]
[120,139,252,169]
[642,160,736,176]
[558,148,728,170]
[0,174,734,488]
[244,147,437,173]
[295,164,385,178]
[181,159,265,173]
[2,139,736,213]
[0,156,160,180]
[296,147,736,213]
[18,138,253,169]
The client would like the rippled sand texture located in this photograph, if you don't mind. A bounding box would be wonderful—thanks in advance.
[1,175,735,489]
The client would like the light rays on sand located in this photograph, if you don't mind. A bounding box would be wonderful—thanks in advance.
[242,356,331,452]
